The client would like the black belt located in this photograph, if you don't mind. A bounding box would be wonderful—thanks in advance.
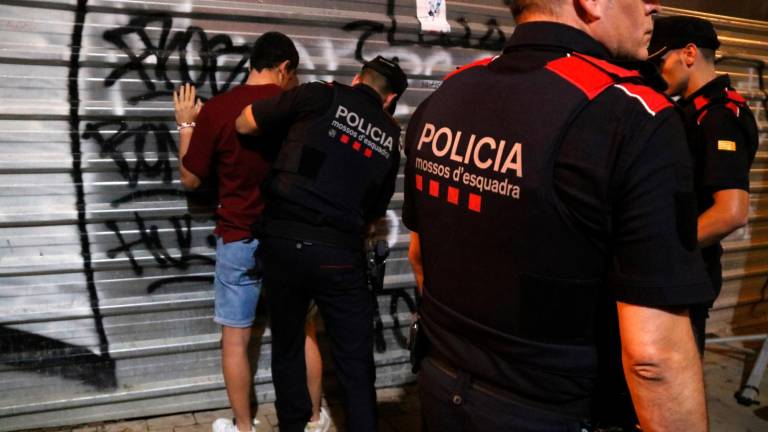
[427,354,529,405]
[427,354,588,424]
[260,218,364,250]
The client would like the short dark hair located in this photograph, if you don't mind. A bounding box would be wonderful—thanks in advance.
[250,32,299,72]
[360,67,393,96]
[699,47,716,64]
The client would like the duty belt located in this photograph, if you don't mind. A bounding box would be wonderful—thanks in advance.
[260,218,364,250]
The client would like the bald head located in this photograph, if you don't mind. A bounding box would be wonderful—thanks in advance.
[507,0,661,60]
[508,0,565,20]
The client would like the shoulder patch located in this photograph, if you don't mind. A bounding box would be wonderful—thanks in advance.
[613,83,673,116]
[444,57,496,81]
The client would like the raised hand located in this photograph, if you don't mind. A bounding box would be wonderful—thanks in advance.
[173,83,203,126]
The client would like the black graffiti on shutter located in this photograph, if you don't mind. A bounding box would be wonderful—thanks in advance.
[83,121,178,191]
[0,327,117,391]
[105,212,215,293]
[102,13,251,103]
[342,0,507,62]
[1,0,119,391]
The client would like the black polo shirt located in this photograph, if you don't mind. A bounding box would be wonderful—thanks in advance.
[678,75,758,292]
[402,22,714,417]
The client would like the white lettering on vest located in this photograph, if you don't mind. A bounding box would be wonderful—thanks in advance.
[334,104,393,150]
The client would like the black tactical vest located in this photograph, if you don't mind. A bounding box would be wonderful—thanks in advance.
[413,53,671,416]
[264,83,401,244]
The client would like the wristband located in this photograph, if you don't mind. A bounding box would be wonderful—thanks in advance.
[177,122,196,130]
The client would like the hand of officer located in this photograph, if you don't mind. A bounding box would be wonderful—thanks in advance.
[173,83,203,126]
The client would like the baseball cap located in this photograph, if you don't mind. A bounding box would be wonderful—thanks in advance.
[648,16,720,62]
[363,56,409,95]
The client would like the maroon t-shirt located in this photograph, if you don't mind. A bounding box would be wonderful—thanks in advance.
[183,84,283,243]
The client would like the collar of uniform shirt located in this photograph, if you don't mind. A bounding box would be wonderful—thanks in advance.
[503,21,612,60]
[352,83,384,106]
[680,74,732,107]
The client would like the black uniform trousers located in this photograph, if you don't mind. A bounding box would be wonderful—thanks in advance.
[691,245,723,353]
[418,357,585,432]
[261,236,377,432]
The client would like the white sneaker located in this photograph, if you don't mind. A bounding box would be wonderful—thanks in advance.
[304,407,331,432]
[212,418,255,432]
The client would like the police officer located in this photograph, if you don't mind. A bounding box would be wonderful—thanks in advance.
[235,56,407,432]
[649,16,759,352]
[404,1,714,431]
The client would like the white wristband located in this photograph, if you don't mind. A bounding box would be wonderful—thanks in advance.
[177,122,196,130]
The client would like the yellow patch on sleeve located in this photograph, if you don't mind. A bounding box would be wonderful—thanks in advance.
[717,140,736,152]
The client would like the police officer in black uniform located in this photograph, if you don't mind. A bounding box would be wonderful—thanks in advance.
[649,16,759,352]
[404,1,714,431]
[235,56,407,432]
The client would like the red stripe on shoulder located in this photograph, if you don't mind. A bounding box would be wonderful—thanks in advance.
[726,89,747,104]
[572,53,641,79]
[615,83,673,115]
[693,95,709,111]
[444,57,495,80]
[545,56,616,100]
[697,110,708,125]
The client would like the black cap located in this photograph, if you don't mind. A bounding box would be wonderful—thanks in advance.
[648,16,720,61]
[363,56,409,96]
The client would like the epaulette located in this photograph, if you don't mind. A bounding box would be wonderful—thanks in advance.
[546,53,673,115]
[692,88,748,124]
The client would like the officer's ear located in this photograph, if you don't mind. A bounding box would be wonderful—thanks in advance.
[277,60,297,89]
[681,43,698,67]
[575,0,602,23]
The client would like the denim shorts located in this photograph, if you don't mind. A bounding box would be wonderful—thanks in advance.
[213,237,261,328]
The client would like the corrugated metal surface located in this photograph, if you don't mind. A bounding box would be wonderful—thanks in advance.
[0,1,765,430]
[0,1,510,430]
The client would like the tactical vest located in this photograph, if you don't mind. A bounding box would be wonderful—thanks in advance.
[415,53,673,416]
[264,83,400,245]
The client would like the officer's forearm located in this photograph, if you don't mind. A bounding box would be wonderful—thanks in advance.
[408,232,424,294]
[698,189,749,248]
[235,106,260,135]
[178,127,201,190]
[618,302,708,432]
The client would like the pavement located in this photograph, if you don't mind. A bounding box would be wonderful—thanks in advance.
[24,345,768,432]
